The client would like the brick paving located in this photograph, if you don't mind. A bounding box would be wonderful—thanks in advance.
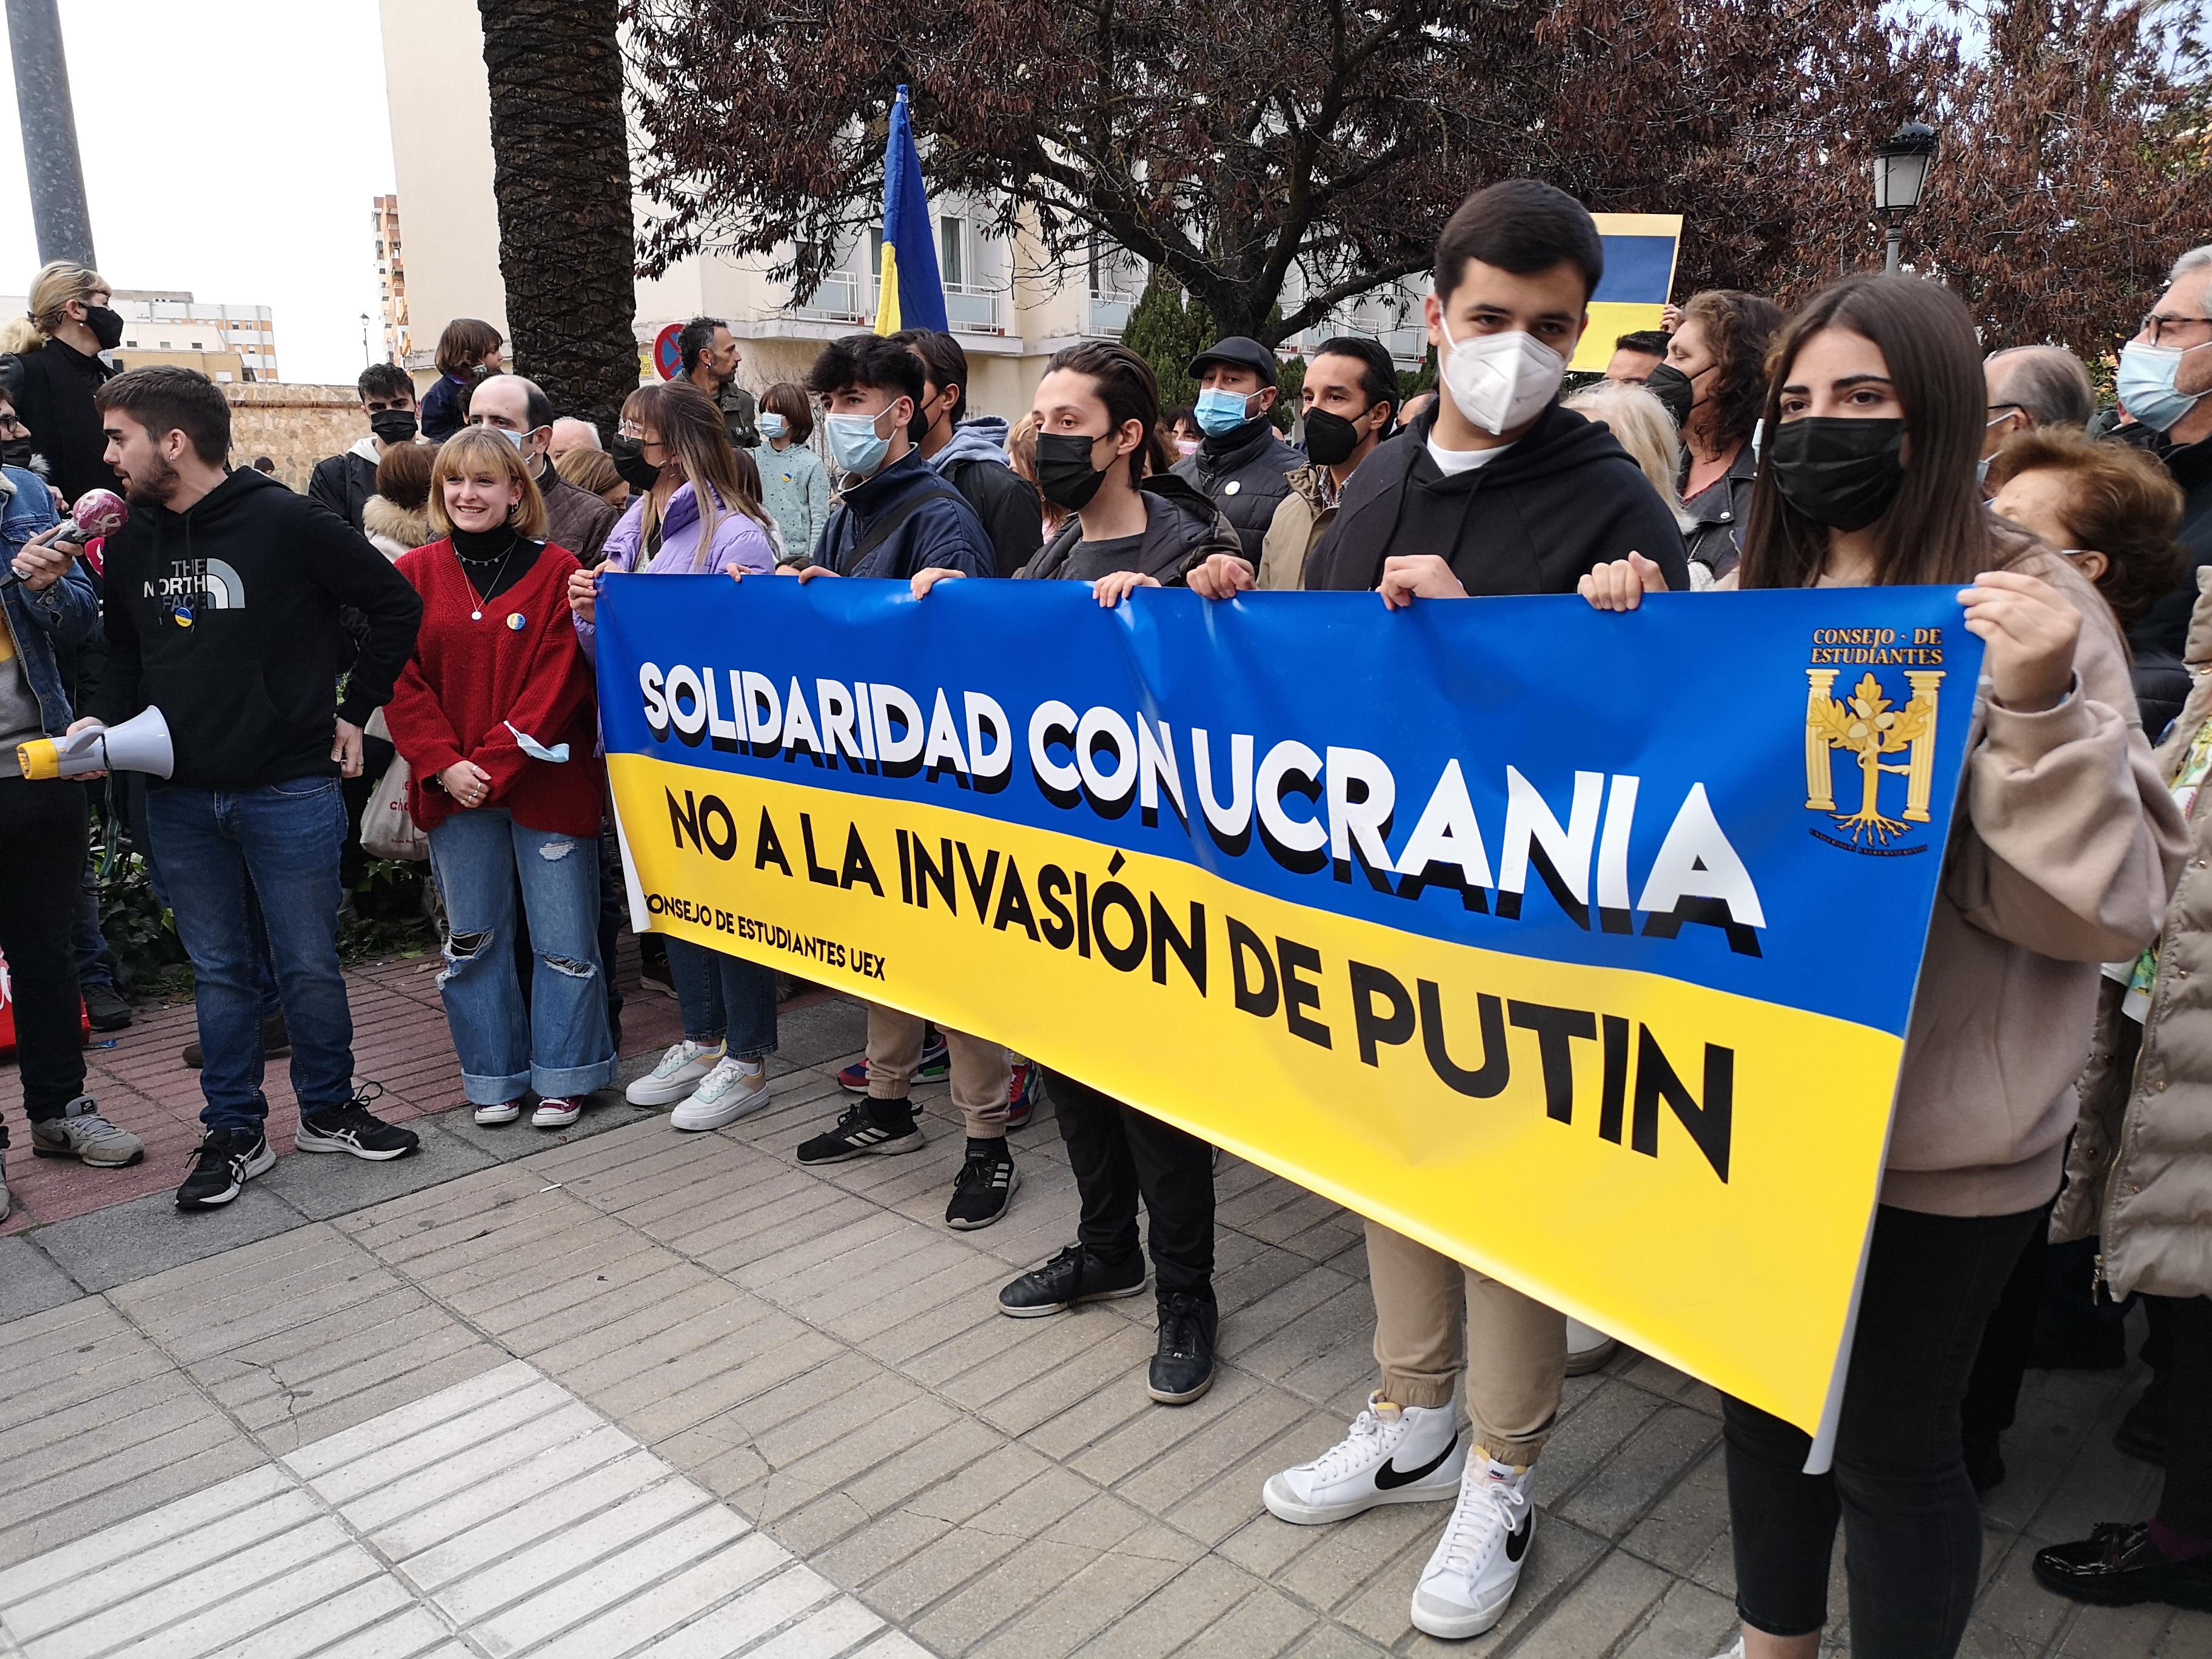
[0,955,2207,1657]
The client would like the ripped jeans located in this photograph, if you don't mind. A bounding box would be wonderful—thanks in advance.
[426,809,618,1105]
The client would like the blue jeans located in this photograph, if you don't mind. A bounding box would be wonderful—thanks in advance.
[73,846,116,991]
[665,936,779,1061]
[427,809,617,1104]
[146,777,358,1133]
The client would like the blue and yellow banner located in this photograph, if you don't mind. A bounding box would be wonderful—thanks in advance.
[874,85,947,337]
[597,577,1982,1439]
[1574,212,1685,372]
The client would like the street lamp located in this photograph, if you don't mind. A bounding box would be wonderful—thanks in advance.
[1873,121,1938,274]
[360,312,372,366]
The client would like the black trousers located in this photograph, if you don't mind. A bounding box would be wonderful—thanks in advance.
[1046,1070,1215,1296]
[1725,1202,2042,1656]
[0,776,89,1141]
[2157,1296,2212,1539]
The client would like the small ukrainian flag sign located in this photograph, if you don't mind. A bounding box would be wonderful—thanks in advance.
[1572,213,1686,372]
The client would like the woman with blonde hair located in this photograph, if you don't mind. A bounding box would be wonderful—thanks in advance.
[1564,380,1702,580]
[0,260,123,503]
[383,426,612,1131]
[568,378,783,1134]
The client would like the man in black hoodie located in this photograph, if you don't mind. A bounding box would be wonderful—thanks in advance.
[76,367,425,1212]
[1196,187,1689,607]
[1204,182,1689,1644]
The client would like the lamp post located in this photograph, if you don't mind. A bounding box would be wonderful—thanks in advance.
[360,313,371,367]
[1874,121,1938,274]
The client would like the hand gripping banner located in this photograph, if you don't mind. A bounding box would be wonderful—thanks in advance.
[596,575,1984,1442]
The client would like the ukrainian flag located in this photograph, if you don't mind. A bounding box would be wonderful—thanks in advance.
[1572,213,1685,372]
[874,86,948,335]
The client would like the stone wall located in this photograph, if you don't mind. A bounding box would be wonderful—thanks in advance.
[223,383,364,494]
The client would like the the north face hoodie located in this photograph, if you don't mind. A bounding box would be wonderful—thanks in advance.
[1303,403,1691,595]
[93,467,423,789]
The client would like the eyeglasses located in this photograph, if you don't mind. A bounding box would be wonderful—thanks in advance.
[2137,312,2212,348]
[0,412,23,434]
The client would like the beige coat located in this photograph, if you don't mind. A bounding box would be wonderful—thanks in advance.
[2054,568,2212,1297]
[1863,552,2184,1216]
[1256,465,1336,590]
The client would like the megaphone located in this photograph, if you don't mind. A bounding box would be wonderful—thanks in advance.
[18,708,173,780]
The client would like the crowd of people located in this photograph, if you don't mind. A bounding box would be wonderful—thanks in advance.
[0,172,2208,1657]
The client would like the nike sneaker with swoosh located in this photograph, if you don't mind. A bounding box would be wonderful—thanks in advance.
[1262,1393,1465,1524]
[1411,1452,1538,1640]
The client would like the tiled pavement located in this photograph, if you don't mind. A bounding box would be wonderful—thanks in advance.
[1,961,2208,1657]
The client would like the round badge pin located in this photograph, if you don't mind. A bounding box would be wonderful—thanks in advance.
[172,605,195,628]
[1224,480,1241,495]
[506,612,526,631]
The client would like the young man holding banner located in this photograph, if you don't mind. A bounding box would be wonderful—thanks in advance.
[1193,180,1691,1640]
[784,335,1019,1229]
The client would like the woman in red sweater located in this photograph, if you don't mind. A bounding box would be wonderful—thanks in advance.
[384,426,615,1128]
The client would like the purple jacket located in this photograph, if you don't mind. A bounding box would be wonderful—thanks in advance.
[575,481,776,659]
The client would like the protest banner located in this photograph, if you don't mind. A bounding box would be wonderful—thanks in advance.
[596,575,1983,1443]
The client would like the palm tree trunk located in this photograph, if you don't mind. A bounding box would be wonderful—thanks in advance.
[477,0,637,439]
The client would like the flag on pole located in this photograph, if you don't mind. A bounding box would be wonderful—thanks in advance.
[874,86,948,335]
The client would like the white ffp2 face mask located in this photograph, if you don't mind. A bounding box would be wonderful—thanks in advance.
[1438,320,1567,437]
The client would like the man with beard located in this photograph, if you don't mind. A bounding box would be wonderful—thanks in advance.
[74,367,423,1212]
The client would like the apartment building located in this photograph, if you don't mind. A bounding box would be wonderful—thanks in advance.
[375,194,411,365]
[0,289,280,383]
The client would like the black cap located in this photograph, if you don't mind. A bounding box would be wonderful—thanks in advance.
[1186,335,1278,387]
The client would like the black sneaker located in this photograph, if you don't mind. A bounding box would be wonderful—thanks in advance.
[797,1098,922,1164]
[82,984,132,1032]
[1149,1290,1218,1405]
[296,1092,420,1162]
[176,1128,275,1209]
[184,1012,290,1070]
[945,1139,1019,1230]
[997,1242,1145,1318]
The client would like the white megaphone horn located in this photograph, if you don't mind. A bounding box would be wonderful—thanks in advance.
[17,708,175,780]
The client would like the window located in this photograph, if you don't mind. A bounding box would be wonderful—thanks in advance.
[159,340,170,349]
[191,340,204,349]
[939,217,964,287]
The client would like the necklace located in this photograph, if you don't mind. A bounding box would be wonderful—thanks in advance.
[456,537,521,621]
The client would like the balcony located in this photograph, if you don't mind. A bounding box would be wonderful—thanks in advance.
[793,269,868,323]
[1086,290,1141,338]
[943,281,1004,335]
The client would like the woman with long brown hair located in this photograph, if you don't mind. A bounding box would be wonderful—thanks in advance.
[1657,289,1783,581]
[1585,273,2186,1659]
[568,380,783,1134]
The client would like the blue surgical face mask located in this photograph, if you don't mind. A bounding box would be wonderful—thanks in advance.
[2117,341,2210,434]
[826,403,897,477]
[1194,385,1258,437]
[757,412,787,441]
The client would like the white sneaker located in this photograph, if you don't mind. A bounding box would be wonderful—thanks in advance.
[626,1040,724,1107]
[1262,1393,1465,1524]
[474,1100,521,1126]
[1706,1640,1745,1659]
[1565,1317,1618,1376]
[532,1098,581,1130]
[1410,1452,1537,1640]
[671,1058,769,1131]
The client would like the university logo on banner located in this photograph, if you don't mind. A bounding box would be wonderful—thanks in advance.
[595,578,1983,1447]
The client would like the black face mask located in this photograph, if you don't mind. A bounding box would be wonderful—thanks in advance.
[1769,417,1909,532]
[1644,363,1695,429]
[1301,406,1373,469]
[608,433,663,494]
[369,407,419,446]
[84,304,124,353]
[1034,432,1112,511]
[0,438,32,471]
